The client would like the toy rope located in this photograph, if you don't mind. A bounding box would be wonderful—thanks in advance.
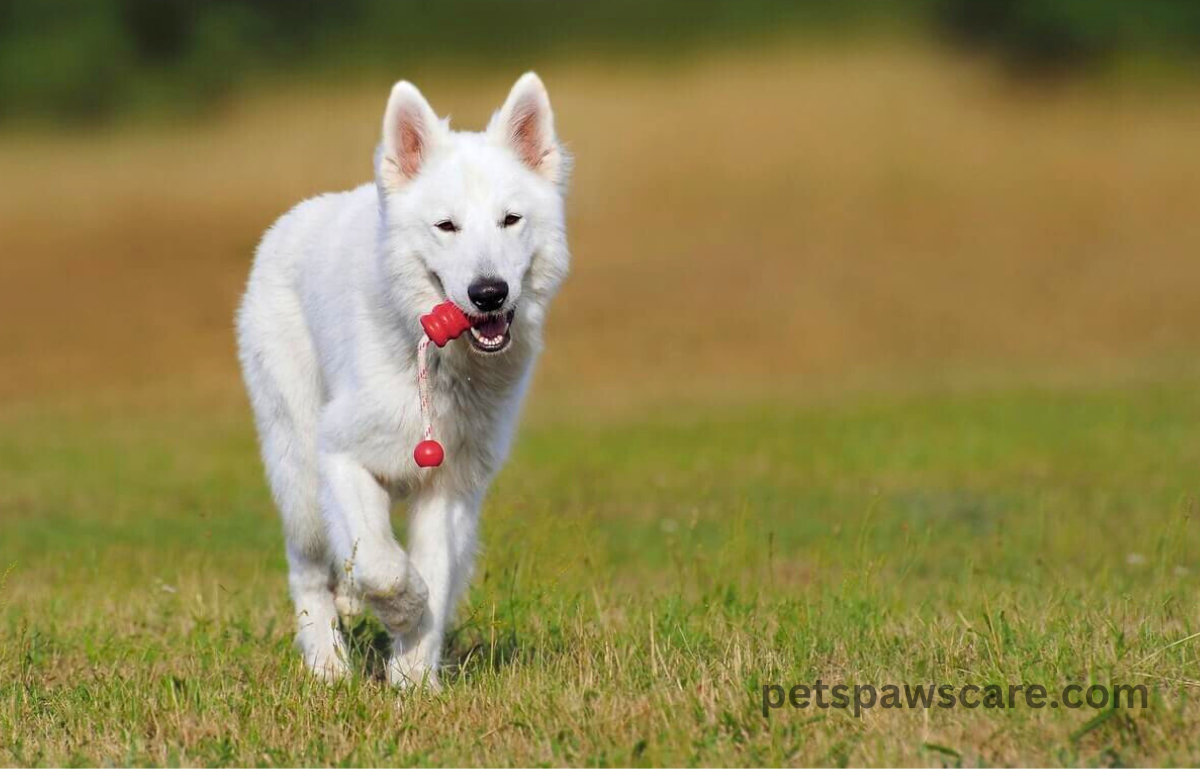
[417,336,434,441]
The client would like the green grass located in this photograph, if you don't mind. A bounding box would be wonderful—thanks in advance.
[2,382,1199,766]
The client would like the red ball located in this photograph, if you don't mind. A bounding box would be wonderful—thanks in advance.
[413,439,445,468]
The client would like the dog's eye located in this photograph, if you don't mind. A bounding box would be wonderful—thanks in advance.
[501,213,522,228]
[435,220,458,233]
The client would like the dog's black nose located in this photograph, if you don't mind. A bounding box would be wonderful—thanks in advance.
[468,277,508,312]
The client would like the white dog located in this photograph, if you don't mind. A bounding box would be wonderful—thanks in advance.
[236,73,569,688]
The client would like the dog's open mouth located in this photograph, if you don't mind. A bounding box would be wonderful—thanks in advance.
[468,309,515,353]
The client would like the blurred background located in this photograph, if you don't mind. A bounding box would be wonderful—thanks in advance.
[1,0,1199,414]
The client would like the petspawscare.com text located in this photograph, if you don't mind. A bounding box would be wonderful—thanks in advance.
[762,681,1148,718]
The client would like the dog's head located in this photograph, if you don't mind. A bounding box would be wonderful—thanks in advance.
[374,73,570,356]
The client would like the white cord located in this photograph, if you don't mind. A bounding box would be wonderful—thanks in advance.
[417,336,434,441]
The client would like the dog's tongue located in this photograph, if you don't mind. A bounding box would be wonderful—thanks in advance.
[474,314,508,337]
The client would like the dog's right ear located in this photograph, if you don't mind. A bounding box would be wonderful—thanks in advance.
[378,81,443,191]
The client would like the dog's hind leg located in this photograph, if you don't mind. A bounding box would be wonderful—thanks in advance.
[239,294,351,681]
[254,407,352,681]
[286,547,351,681]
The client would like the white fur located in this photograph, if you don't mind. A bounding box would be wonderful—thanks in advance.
[236,73,569,688]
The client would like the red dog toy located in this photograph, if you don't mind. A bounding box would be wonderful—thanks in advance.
[413,302,472,467]
[420,301,472,348]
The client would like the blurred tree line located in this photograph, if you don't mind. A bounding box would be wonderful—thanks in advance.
[0,0,1197,124]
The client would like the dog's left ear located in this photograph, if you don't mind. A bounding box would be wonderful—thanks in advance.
[378,80,444,192]
[489,72,568,188]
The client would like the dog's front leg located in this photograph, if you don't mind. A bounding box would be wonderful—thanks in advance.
[386,486,481,690]
[319,452,429,640]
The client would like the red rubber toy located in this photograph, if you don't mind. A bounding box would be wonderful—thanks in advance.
[420,301,472,347]
[413,301,473,468]
[413,439,445,468]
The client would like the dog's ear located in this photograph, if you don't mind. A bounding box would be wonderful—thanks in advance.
[378,81,442,191]
[489,72,567,187]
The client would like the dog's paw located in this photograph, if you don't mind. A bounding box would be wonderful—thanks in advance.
[363,561,428,636]
[385,654,442,692]
[304,651,352,683]
[295,611,350,681]
[297,625,352,683]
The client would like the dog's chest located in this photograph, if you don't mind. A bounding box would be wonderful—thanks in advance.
[356,356,527,487]
[432,367,521,463]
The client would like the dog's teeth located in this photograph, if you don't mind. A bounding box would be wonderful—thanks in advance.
[466,319,511,350]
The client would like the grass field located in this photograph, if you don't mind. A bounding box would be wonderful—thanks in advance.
[3,385,1200,765]
[2,40,1200,766]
